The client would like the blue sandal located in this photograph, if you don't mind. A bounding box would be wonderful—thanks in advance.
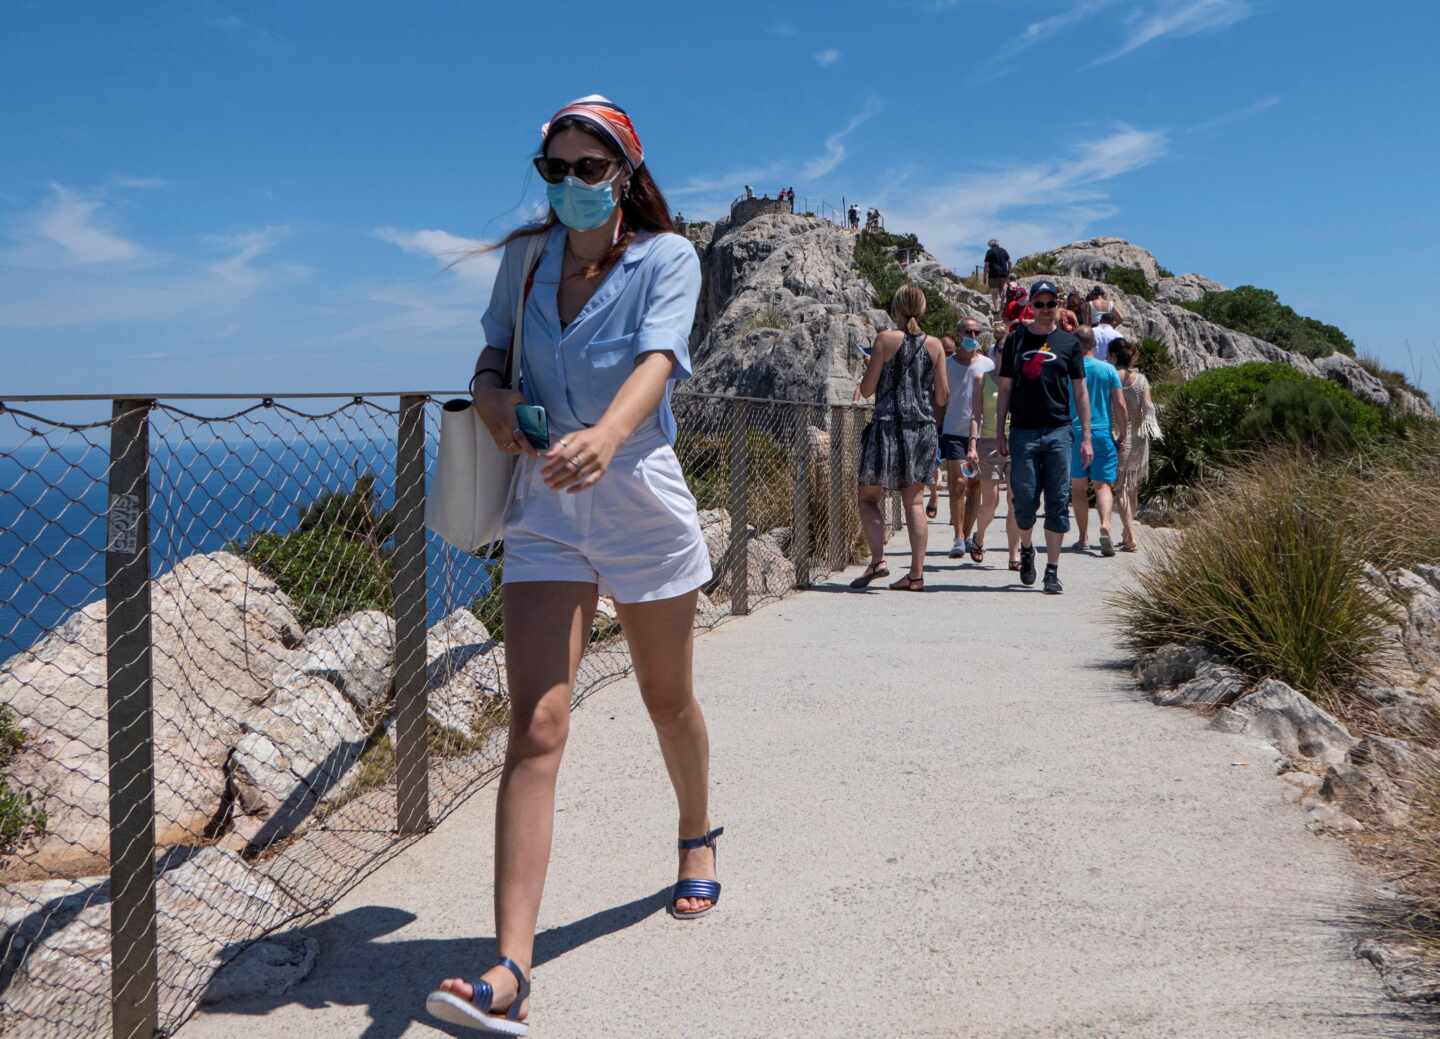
[425,956,531,1035]
[669,826,724,920]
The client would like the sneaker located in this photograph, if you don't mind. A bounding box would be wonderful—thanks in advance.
[949,536,967,558]
[1099,531,1115,557]
[1043,565,1063,594]
[1019,545,1037,586]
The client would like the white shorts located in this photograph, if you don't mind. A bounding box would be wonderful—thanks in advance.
[502,439,713,604]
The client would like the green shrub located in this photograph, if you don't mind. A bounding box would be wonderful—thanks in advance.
[1111,457,1395,706]
[675,429,795,535]
[918,294,959,341]
[1136,337,1176,382]
[297,474,395,543]
[1012,252,1059,277]
[1148,362,1384,494]
[1182,285,1355,358]
[0,705,46,853]
[854,230,912,309]
[737,306,790,336]
[469,557,505,644]
[1104,266,1154,301]
[1157,265,1176,279]
[245,528,394,629]
[1358,351,1429,400]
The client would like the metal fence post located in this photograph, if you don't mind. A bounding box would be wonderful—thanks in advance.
[105,399,158,1039]
[727,402,750,616]
[790,407,811,588]
[828,405,845,569]
[392,395,430,835]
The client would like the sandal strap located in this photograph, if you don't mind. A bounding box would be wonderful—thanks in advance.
[494,957,530,1021]
[677,826,724,851]
[463,976,495,1014]
[673,879,721,903]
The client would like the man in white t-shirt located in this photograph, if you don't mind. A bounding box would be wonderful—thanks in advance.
[939,316,994,557]
[1091,309,1124,361]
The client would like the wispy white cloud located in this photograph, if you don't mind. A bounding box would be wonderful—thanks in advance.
[814,48,843,67]
[27,184,146,265]
[668,164,787,200]
[802,98,882,181]
[883,125,1168,261]
[1090,0,1253,66]
[1188,93,1279,133]
[0,188,307,328]
[373,227,497,287]
[768,19,798,36]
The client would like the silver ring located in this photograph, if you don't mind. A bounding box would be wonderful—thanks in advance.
[566,457,580,471]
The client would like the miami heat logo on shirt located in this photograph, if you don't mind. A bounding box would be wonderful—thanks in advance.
[1021,340,1060,380]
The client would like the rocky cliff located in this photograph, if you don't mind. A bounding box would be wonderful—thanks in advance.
[684,217,1432,417]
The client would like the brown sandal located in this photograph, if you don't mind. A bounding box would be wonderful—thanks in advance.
[1008,558,1022,571]
[849,561,890,589]
[889,574,925,591]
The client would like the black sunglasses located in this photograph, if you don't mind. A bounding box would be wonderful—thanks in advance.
[533,155,618,186]
[1032,301,1058,310]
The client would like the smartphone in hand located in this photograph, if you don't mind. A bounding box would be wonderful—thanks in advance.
[514,404,550,451]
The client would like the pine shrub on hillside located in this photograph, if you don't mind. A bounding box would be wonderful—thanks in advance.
[1104,266,1155,301]
[1011,253,1058,277]
[1181,285,1355,358]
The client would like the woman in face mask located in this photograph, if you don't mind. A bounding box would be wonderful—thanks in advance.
[428,96,718,1036]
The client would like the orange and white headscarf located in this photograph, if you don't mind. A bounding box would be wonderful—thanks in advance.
[541,94,644,172]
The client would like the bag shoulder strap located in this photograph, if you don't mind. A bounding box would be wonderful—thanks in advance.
[502,230,550,389]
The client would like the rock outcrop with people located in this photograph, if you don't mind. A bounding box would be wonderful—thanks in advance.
[683,213,1432,418]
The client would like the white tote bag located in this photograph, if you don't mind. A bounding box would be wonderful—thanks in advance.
[426,232,547,552]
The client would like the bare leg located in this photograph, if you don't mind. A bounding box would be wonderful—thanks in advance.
[435,581,597,1020]
[962,477,982,539]
[858,485,887,566]
[901,482,928,577]
[973,479,1000,546]
[1005,485,1021,564]
[1070,478,1090,549]
[1095,482,1115,539]
[615,590,715,915]
[946,461,965,540]
[1045,527,1064,566]
[1119,483,1138,548]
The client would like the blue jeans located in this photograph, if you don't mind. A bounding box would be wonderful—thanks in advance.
[1009,425,1073,534]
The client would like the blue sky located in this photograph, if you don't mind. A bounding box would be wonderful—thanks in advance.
[4,0,1439,406]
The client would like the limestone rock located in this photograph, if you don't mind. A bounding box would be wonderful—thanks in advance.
[425,608,503,736]
[1319,761,1408,827]
[1355,938,1440,1002]
[747,531,797,601]
[1036,237,1166,284]
[1209,678,1356,766]
[0,551,303,875]
[689,213,887,405]
[290,610,395,714]
[1156,273,1225,304]
[228,673,366,848]
[201,933,318,1006]
[1370,685,1440,737]
[1313,353,1391,407]
[1134,643,1217,692]
[0,847,301,1035]
[1153,661,1247,707]
[1348,734,1440,787]
[1379,568,1440,675]
[698,509,732,572]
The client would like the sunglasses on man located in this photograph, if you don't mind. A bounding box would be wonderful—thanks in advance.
[533,155,619,185]
[1032,300,1058,310]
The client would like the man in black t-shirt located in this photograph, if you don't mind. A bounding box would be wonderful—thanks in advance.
[984,239,1011,312]
[996,280,1093,594]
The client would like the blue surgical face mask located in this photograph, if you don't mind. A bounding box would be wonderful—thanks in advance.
[961,337,980,352]
[547,174,619,231]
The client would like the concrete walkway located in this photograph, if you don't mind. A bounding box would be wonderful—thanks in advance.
[189,513,1426,1039]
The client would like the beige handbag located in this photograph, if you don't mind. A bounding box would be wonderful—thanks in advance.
[425,231,547,552]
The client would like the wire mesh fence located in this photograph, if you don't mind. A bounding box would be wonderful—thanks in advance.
[0,389,886,1038]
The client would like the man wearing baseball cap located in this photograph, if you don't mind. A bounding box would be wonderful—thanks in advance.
[995,280,1094,594]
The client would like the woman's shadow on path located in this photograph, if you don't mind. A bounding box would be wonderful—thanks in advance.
[202,886,670,1038]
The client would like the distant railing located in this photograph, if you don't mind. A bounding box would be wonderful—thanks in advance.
[0,389,894,1039]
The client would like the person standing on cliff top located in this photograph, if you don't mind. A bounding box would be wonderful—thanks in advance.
[996,280,1093,595]
[848,205,861,232]
[985,239,1011,312]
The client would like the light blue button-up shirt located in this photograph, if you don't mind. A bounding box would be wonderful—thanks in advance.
[481,224,701,447]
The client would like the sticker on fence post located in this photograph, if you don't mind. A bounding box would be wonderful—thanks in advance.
[108,492,141,554]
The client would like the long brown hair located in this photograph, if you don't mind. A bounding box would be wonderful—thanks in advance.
[483,117,674,276]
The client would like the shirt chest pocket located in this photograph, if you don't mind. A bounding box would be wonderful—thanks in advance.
[566,333,635,425]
